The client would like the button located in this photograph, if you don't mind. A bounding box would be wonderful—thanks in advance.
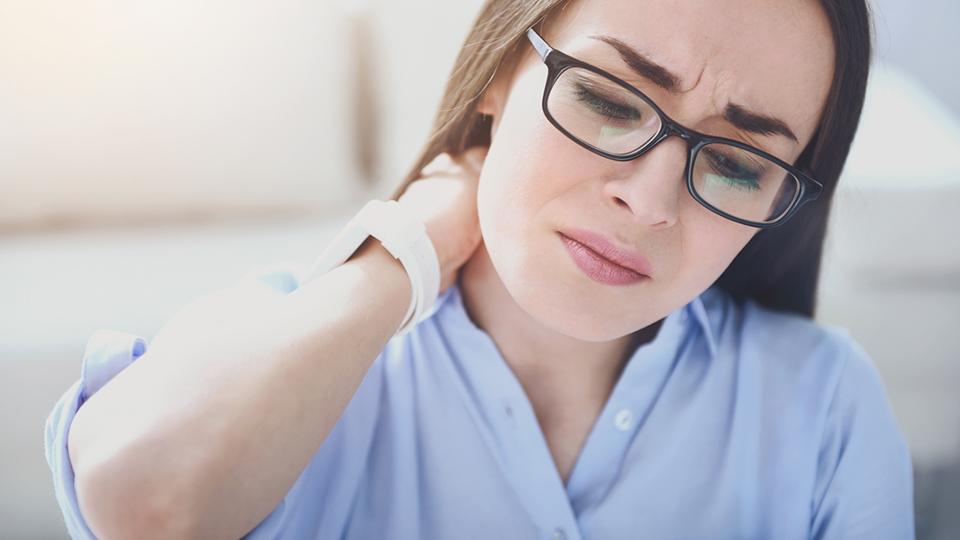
[551,527,567,540]
[679,309,688,323]
[614,408,633,431]
[504,404,514,418]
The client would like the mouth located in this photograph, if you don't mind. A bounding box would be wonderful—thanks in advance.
[558,231,651,286]
[558,228,653,275]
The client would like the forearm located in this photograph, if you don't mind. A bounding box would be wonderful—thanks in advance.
[69,238,410,539]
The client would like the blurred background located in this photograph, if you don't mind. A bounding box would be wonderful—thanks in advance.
[1,0,957,538]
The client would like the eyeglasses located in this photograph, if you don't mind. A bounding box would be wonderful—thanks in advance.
[525,28,824,229]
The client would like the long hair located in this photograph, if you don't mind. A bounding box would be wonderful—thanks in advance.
[389,0,874,319]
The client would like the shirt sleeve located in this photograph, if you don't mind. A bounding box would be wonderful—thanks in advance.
[809,330,916,540]
[44,329,148,539]
[42,262,320,539]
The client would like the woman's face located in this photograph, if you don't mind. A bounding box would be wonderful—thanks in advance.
[474,0,834,342]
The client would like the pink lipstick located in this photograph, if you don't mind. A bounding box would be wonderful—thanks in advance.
[559,229,651,286]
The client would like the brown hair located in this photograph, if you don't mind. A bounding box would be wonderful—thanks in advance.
[389,0,874,319]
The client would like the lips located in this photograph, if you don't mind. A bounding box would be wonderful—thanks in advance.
[558,228,653,277]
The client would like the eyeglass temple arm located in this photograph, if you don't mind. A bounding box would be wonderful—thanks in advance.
[526,28,552,61]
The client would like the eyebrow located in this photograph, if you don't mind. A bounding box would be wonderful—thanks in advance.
[587,34,799,143]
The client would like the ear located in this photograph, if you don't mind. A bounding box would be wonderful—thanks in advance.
[476,66,510,119]
[476,89,501,118]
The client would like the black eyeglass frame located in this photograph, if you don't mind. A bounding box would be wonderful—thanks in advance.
[526,27,824,229]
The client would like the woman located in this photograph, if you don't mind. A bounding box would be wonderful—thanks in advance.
[47,0,914,538]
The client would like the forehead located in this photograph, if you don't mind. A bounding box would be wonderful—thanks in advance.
[543,0,835,147]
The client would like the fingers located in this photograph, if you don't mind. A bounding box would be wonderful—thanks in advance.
[420,152,455,177]
[455,145,489,173]
[420,146,489,178]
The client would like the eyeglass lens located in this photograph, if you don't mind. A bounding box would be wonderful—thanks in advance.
[546,66,800,224]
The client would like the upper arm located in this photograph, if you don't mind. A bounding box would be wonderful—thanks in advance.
[809,331,915,540]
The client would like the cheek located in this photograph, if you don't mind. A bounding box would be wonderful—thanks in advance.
[678,212,757,284]
[476,134,550,289]
[477,77,574,255]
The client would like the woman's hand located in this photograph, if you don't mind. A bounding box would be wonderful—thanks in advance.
[397,146,487,293]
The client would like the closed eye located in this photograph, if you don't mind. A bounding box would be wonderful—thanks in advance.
[573,84,641,122]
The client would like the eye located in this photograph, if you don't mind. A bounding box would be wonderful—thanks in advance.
[573,83,642,122]
[701,148,763,191]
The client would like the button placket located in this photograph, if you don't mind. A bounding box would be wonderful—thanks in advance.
[438,285,585,540]
[613,408,634,431]
[564,305,690,516]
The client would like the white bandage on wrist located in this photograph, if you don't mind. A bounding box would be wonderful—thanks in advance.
[300,199,441,336]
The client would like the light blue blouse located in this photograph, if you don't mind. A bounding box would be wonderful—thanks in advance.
[45,264,915,539]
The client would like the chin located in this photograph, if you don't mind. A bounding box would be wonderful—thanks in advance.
[504,269,639,342]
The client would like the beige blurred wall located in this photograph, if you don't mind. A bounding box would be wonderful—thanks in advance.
[0,1,362,229]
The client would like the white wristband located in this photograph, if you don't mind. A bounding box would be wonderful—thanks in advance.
[300,200,441,336]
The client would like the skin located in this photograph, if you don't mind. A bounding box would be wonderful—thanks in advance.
[460,0,835,483]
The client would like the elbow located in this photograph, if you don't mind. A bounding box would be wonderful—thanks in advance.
[67,405,207,538]
[74,457,201,540]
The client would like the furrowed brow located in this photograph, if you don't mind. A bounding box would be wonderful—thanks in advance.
[588,34,683,93]
[589,34,799,142]
[724,103,798,142]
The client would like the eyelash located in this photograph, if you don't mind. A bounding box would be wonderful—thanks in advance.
[573,84,641,121]
[701,148,763,190]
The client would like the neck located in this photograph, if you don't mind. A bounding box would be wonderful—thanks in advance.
[458,241,663,404]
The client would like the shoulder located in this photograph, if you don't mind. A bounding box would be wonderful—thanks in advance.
[706,290,907,442]
[697,285,844,359]
[739,295,850,364]
[727,294,870,393]
[731,293,910,465]
[707,293,914,534]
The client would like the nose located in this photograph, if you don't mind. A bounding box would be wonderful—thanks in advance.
[601,136,686,230]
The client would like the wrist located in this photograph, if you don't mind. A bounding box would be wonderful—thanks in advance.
[351,237,411,296]
[301,199,440,336]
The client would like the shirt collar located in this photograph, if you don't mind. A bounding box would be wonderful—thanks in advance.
[426,279,721,362]
[688,284,721,360]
